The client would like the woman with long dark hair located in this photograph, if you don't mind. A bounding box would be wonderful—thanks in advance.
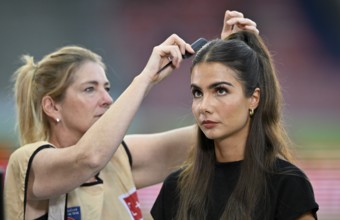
[151,31,318,220]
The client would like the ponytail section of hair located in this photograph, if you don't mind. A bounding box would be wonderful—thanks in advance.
[12,55,42,145]
[225,31,270,61]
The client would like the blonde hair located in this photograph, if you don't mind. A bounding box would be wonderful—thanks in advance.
[12,46,105,146]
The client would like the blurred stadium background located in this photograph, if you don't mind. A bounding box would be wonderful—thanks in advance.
[0,0,339,219]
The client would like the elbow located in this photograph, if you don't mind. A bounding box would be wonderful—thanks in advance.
[74,141,115,174]
[78,151,105,173]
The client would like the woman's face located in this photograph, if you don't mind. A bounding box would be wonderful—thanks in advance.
[57,61,113,137]
[191,62,253,142]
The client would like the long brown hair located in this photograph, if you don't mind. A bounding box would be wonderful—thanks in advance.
[176,31,293,220]
[12,46,105,146]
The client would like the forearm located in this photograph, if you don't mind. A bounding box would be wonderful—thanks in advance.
[128,125,197,188]
[159,125,196,167]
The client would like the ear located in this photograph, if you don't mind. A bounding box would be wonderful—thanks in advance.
[249,88,260,110]
[41,96,61,122]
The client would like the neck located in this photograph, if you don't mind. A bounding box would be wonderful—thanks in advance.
[49,125,82,148]
[214,118,251,162]
[214,142,244,162]
[214,133,248,163]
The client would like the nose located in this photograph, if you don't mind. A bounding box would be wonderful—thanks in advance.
[100,90,113,107]
[197,95,213,114]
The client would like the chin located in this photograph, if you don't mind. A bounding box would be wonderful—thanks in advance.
[201,130,217,140]
[93,117,101,122]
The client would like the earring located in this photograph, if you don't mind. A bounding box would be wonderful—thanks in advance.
[249,109,254,117]
[56,118,60,123]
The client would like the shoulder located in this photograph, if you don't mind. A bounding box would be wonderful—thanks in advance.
[6,141,54,181]
[158,169,182,200]
[151,169,182,220]
[272,159,310,181]
[8,141,53,164]
[5,142,53,204]
[163,168,182,186]
[268,159,319,219]
[271,159,315,195]
[166,168,182,180]
[157,168,182,199]
[274,158,302,171]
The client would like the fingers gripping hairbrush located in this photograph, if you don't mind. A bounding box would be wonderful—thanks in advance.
[156,38,208,74]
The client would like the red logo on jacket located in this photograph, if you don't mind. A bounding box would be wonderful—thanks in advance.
[120,189,143,220]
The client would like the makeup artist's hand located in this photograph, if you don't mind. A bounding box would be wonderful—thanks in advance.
[221,10,259,40]
[140,34,194,85]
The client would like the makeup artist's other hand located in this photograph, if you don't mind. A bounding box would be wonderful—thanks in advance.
[221,10,259,40]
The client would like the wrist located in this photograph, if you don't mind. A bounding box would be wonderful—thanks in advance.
[133,74,154,95]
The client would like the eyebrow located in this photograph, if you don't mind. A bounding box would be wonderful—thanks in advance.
[191,81,234,89]
[81,80,110,87]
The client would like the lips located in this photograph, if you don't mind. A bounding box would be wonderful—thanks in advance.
[201,120,218,129]
[95,110,108,118]
[95,113,104,118]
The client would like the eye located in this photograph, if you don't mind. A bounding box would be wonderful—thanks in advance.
[105,87,110,92]
[191,89,202,98]
[215,86,228,95]
[84,87,94,93]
